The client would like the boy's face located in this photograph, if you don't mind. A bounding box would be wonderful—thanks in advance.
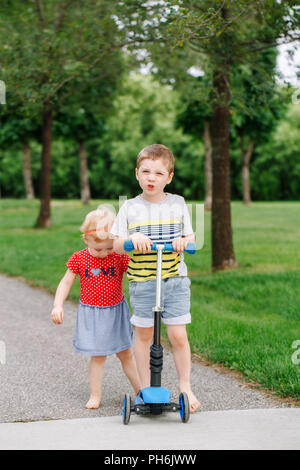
[136,158,173,200]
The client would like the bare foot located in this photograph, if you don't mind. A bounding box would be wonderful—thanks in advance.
[188,392,201,413]
[181,389,201,413]
[85,395,101,409]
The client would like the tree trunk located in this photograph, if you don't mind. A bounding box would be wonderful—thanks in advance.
[36,106,53,228]
[211,67,238,271]
[203,120,212,211]
[23,142,35,200]
[78,139,91,205]
[240,136,254,206]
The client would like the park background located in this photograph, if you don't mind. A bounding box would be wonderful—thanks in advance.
[0,1,299,401]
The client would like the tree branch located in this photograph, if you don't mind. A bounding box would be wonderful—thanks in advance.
[35,0,46,28]
[54,1,73,32]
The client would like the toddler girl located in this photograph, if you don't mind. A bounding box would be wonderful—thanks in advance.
[51,205,141,409]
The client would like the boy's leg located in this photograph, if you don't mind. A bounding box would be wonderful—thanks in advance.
[166,324,200,413]
[86,355,106,409]
[133,326,154,389]
[129,280,160,388]
[116,347,141,395]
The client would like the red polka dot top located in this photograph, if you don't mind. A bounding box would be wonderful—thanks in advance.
[66,249,131,307]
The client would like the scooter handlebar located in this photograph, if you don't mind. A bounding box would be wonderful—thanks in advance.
[123,240,196,254]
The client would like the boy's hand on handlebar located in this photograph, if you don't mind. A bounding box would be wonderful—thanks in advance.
[51,306,64,325]
[130,233,153,253]
[172,237,190,253]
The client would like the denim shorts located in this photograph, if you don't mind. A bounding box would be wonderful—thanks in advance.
[129,276,191,327]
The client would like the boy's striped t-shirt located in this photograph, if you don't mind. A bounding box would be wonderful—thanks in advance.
[110,194,193,282]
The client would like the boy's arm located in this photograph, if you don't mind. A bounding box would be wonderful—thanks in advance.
[172,199,195,252]
[51,269,77,324]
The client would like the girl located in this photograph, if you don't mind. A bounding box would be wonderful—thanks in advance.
[51,205,141,409]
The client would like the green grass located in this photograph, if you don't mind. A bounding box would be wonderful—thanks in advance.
[0,199,299,399]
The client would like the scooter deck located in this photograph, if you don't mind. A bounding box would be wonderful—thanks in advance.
[137,387,171,405]
[133,387,180,416]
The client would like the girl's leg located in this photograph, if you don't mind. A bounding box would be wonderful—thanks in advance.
[116,348,141,395]
[86,355,107,409]
[133,326,154,388]
[166,324,200,413]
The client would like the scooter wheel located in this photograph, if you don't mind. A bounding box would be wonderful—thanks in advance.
[179,392,190,423]
[122,394,131,425]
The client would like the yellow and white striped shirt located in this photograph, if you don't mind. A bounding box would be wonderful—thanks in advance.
[110,194,193,282]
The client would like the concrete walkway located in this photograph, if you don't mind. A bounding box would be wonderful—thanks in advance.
[0,274,299,450]
[0,409,299,450]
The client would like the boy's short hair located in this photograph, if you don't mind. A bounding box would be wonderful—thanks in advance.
[137,144,175,174]
[80,204,116,242]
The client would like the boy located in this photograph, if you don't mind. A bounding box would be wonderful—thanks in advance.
[111,144,200,413]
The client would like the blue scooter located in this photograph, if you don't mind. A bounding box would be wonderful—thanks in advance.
[122,240,196,424]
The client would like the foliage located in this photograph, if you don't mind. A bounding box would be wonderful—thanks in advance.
[0,73,299,201]
[87,74,204,200]
[250,103,300,201]
[0,1,127,112]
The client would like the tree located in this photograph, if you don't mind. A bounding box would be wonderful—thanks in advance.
[176,74,213,210]
[177,48,286,207]
[0,93,41,199]
[146,0,300,270]
[230,48,287,205]
[0,0,140,226]
[54,70,122,204]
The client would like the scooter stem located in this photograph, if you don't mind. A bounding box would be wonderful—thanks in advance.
[155,245,163,312]
[150,244,164,387]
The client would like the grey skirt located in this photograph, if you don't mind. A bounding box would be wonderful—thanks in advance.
[73,296,133,356]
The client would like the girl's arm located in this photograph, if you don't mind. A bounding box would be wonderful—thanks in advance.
[113,236,127,254]
[51,269,77,325]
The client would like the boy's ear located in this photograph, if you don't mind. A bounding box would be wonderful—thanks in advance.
[135,167,139,180]
[167,172,174,184]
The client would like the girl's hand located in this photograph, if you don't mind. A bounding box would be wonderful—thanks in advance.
[51,306,64,325]
[130,233,152,253]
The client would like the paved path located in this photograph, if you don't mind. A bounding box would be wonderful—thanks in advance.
[0,274,299,449]
[1,409,299,450]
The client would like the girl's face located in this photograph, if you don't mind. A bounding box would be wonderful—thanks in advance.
[86,237,114,258]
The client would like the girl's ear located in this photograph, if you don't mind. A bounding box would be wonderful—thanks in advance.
[83,234,88,245]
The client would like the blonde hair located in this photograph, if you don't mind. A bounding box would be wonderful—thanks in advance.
[80,204,116,242]
[136,144,175,174]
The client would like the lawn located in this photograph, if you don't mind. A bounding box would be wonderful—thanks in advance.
[0,199,299,399]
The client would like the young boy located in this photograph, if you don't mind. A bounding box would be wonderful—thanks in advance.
[111,144,200,413]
